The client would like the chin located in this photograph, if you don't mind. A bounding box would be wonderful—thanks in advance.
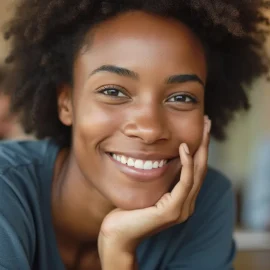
[111,192,164,211]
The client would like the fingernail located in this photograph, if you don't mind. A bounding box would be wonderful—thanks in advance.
[182,143,190,154]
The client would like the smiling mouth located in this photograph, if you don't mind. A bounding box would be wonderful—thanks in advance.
[108,152,174,171]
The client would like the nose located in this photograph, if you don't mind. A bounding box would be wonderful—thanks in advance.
[121,104,170,144]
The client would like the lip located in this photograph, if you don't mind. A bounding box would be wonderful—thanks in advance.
[107,153,179,182]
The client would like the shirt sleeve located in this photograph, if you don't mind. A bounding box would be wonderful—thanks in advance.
[0,172,35,270]
[166,184,236,270]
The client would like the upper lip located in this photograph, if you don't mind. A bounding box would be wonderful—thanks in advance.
[107,151,179,161]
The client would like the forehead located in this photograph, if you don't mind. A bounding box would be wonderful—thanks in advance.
[75,11,207,81]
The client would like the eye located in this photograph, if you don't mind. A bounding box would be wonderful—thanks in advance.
[99,88,126,97]
[97,85,128,98]
[167,94,197,104]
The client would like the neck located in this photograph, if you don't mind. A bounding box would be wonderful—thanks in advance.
[51,149,115,253]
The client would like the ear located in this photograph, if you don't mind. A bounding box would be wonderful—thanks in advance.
[57,84,73,126]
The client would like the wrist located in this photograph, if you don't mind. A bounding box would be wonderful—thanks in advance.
[98,233,139,255]
[100,248,137,270]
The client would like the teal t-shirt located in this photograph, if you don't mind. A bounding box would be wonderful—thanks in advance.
[0,140,236,270]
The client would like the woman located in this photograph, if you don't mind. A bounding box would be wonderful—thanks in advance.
[0,1,269,269]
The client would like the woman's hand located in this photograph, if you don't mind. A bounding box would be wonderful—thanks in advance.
[98,116,211,264]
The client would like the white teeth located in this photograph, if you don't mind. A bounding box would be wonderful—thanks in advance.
[127,158,134,166]
[143,161,153,170]
[134,159,144,169]
[111,153,168,170]
[153,161,159,168]
[121,156,127,164]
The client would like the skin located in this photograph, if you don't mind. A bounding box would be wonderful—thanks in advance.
[0,94,13,139]
[52,11,209,269]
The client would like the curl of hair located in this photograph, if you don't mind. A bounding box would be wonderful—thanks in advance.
[3,0,270,147]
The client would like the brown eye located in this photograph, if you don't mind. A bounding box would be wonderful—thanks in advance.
[99,88,126,97]
[167,94,197,104]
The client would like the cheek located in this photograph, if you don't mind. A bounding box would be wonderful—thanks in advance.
[71,100,124,181]
[171,114,204,155]
[72,99,122,145]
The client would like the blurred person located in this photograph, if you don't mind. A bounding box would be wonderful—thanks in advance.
[0,1,269,270]
[0,67,31,140]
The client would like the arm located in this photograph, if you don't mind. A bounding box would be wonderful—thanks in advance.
[0,173,34,270]
[99,248,138,270]
[167,186,236,270]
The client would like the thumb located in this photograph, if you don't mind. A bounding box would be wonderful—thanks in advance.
[101,198,173,241]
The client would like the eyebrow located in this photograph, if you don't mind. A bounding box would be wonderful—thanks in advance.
[166,74,205,87]
[89,65,204,87]
[90,65,139,80]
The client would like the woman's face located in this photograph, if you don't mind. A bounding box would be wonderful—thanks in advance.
[59,11,207,210]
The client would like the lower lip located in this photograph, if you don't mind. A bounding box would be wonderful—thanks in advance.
[107,154,178,182]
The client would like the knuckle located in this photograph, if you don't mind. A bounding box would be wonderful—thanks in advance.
[179,213,189,223]
[183,154,193,167]
[182,178,194,191]
[186,156,193,166]
[154,194,174,218]
[163,207,181,224]
[161,193,173,202]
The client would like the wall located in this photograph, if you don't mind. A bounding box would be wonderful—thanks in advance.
[0,0,14,62]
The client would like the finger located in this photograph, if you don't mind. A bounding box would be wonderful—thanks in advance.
[189,117,211,213]
[181,116,211,218]
[170,143,194,208]
[194,116,211,171]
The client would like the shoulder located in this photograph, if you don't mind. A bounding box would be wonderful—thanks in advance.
[203,167,233,194]
[0,139,58,173]
[0,139,59,267]
[0,139,59,209]
[0,139,59,230]
[190,167,235,232]
[197,167,234,206]
[0,138,59,214]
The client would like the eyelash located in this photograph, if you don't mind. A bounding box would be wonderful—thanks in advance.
[97,85,198,104]
[98,85,127,98]
[166,94,198,104]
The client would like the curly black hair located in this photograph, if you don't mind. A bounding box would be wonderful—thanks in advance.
[3,0,270,147]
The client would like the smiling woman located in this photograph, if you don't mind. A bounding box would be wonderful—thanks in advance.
[0,1,269,270]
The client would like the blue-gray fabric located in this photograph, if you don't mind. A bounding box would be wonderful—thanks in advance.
[0,140,236,270]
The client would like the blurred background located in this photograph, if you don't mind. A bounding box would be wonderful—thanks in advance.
[0,1,269,269]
